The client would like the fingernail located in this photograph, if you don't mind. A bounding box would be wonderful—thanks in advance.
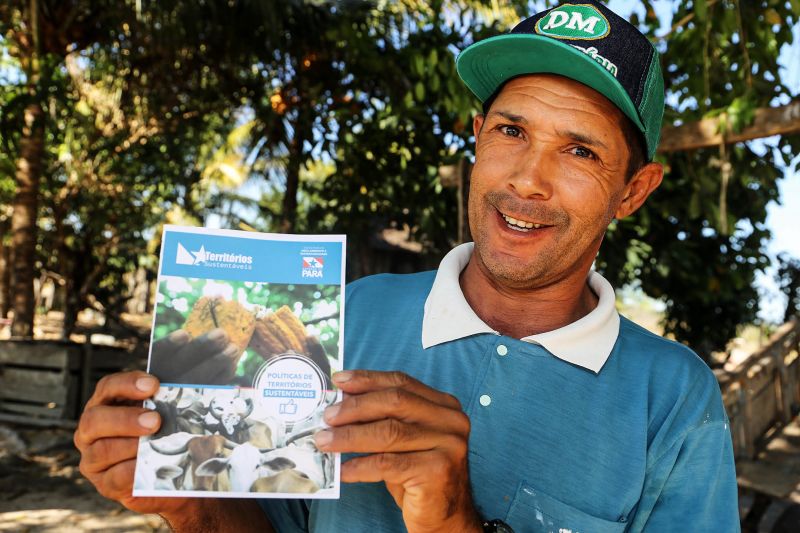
[168,329,190,342]
[222,343,239,358]
[207,328,227,341]
[314,429,333,447]
[332,371,352,383]
[136,376,157,392]
[139,411,160,429]
[324,404,340,421]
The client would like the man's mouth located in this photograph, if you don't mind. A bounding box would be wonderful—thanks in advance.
[500,211,550,232]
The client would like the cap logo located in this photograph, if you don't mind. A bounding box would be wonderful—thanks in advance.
[535,4,610,40]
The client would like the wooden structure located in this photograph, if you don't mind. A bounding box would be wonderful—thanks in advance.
[0,340,140,428]
[718,319,800,459]
[716,319,800,502]
[659,100,800,153]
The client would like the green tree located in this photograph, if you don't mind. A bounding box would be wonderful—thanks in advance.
[256,1,527,271]
[0,0,265,335]
[597,0,800,358]
[1,0,798,363]
[777,253,800,322]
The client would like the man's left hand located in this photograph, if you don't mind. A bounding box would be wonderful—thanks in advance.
[314,370,481,533]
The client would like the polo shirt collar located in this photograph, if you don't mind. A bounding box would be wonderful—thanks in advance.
[422,243,620,374]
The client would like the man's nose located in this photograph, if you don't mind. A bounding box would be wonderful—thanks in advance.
[507,149,554,200]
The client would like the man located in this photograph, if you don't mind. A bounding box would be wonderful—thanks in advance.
[73,1,739,531]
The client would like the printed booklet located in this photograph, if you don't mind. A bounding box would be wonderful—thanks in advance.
[133,225,345,499]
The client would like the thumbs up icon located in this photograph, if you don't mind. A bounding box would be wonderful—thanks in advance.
[279,399,298,415]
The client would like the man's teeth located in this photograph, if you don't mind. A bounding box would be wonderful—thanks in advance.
[501,213,544,230]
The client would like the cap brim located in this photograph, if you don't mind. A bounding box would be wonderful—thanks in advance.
[456,34,644,133]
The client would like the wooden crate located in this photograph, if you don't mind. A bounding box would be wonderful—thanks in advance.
[0,340,141,426]
[720,319,800,460]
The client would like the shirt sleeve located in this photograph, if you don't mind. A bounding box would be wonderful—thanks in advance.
[257,499,311,533]
[628,421,740,532]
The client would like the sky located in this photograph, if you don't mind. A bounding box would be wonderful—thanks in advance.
[609,0,800,323]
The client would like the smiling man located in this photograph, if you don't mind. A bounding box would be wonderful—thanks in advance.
[74,1,738,532]
[265,1,737,531]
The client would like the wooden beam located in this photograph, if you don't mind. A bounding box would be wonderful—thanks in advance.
[0,412,77,429]
[658,101,800,153]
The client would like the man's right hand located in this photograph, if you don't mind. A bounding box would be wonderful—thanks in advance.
[73,371,193,517]
[74,370,275,532]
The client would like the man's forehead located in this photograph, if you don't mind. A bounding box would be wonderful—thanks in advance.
[494,74,623,117]
[487,74,629,154]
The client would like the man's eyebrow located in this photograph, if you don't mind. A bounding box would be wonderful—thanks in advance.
[487,110,528,124]
[486,112,611,150]
[560,129,609,151]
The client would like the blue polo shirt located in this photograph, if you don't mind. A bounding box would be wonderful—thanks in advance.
[260,268,739,532]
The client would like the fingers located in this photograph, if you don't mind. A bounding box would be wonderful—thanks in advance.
[75,405,161,449]
[318,370,470,455]
[341,449,460,485]
[324,388,470,434]
[76,371,161,451]
[332,370,462,409]
[152,329,191,353]
[149,329,239,384]
[319,370,479,531]
[79,436,139,475]
[315,418,466,454]
[175,350,238,384]
[75,372,161,507]
[85,371,159,409]
[93,458,138,502]
[174,329,231,365]
[341,450,479,531]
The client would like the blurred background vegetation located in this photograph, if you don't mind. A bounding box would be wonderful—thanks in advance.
[1,0,799,364]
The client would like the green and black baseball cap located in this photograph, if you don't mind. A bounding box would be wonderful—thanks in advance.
[456,0,665,159]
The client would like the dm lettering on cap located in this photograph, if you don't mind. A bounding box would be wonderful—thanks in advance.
[535,4,610,40]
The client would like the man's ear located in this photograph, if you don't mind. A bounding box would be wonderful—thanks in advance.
[615,162,664,219]
[473,114,485,147]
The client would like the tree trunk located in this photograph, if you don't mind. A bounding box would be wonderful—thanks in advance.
[0,217,10,318]
[62,275,80,338]
[10,102,45,338]
[280,140,302,233]
[62,232,91,339]
[279,103,311,233]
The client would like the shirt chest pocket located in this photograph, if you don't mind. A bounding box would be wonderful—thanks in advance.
[505,482,627,533]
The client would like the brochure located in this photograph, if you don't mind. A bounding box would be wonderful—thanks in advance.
[133,225,345,499]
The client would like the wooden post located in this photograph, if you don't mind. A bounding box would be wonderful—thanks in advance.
[80,340,93,412]
[658,101,800,153]
[737,378,754,459]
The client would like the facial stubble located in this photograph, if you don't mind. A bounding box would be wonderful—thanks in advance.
[471,189,618,289]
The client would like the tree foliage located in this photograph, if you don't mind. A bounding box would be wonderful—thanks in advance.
[597,0,800,357]
[777,253,800,322]
[0,0,290,333]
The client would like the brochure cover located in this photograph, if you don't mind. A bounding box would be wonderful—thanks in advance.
[133,225,345,499]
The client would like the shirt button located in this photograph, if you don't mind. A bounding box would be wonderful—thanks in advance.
[496,344,508,356]
[479,394,492,407]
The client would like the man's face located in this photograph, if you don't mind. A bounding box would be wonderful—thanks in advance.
[469,74,632,289]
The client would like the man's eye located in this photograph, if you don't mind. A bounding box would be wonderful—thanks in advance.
[499,125,522,138]
[570,146,595,159]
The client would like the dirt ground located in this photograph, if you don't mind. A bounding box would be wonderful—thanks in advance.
[0,424,168,533]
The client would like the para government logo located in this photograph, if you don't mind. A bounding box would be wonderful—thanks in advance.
[535,4,610,40]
